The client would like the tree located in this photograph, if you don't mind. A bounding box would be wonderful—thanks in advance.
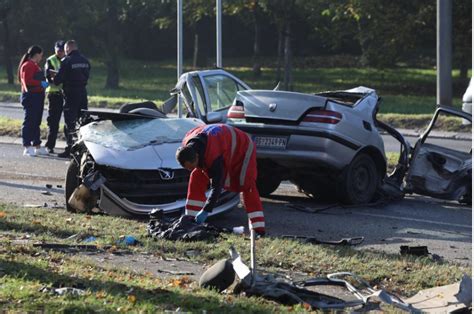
[104,0,120,89]
[453,0,472,80]
[0,1,13,84]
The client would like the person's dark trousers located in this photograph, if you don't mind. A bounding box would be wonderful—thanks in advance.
[45,92,64,151]
[20,92,45,147]
[63,88,88,149]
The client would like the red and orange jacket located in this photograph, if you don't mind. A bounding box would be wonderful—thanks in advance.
[183,124,257,192]
[20,60,45,93]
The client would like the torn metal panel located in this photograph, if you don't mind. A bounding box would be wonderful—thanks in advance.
[405,144,471,200]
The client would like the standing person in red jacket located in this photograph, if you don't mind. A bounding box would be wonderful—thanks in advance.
[18,45,49,156]
[176,124,265,236]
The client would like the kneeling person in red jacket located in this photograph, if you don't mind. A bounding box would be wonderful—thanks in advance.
[176,124,265,236]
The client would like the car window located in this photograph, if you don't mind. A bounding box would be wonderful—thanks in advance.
[203,74,245,111]
[80,118,202,151]
[189,76,206,115]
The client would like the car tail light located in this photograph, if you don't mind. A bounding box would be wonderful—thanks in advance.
[227,101,245,119]
[302,109,342,124]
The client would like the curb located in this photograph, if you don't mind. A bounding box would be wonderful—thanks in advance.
[0,136,66,149]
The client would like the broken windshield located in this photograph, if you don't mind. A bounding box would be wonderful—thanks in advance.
[80,118,201,151]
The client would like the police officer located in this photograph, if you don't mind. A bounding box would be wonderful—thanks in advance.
[53,40,91,158]
[44,40,65,154]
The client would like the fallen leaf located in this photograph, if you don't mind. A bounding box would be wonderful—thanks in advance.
[32,220,41,225]
[0,212,6,218]
[127,294,136,304]
[85,215,91,220]
[169,276,192,288]
[96,290,107,299]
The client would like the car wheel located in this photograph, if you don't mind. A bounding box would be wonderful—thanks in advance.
[342,153,378,204]
[65,160,81,213]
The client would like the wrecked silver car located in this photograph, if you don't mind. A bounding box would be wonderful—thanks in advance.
[168,69,471,205]
[65,107,240,217]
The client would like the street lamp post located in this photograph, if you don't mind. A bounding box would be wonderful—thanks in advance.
[216,0,222,68]
[437,0,452,106]
[177,0,183,117]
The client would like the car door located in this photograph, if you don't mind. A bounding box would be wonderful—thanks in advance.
[173,70,249,123]
[197,70,249,123]
[405,106,472,203]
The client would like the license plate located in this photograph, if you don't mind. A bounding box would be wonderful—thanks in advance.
[254,136,287,149]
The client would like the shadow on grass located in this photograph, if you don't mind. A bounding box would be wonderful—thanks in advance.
[0,259,266,312]
[0,219,76,239]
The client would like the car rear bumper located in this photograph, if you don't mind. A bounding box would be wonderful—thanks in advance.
[99,184,240,217]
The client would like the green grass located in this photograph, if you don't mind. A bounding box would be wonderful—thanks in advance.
[0,59,469,113]
[0,116,64,139]
[0,203,468,311]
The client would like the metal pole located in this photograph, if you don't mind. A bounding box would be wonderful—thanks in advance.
[177,0,183,117]
[250,228,256,286]
[437,0,452,106]
[216,0,222,68]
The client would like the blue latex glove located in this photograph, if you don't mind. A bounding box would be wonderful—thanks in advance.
[195,210,209,224]
[40,81,49,89]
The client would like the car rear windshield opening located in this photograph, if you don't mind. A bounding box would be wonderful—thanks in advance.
[315,92,365,107]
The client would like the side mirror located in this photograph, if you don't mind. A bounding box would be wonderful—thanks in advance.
[207,112,223,123]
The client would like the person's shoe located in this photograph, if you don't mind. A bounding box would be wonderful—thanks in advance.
[57,149,71,158]
[35,146,49,156]
[23,146,36,157]
[47,147,54,154]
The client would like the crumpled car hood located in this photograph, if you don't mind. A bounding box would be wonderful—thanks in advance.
[79,117,203,170]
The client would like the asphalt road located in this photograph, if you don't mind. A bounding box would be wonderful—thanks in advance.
[0,142,471,265]
[0,102,471,153]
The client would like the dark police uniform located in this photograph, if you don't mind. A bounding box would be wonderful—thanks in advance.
[53,50,90,154]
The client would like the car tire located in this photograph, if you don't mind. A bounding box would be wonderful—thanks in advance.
[256,171,281,196]
[341,153,378,204]
[65,160,81,213]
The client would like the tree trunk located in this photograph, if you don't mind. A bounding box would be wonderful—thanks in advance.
[283,23,293,91]
[105,0,120,89]
[275,27,283,84]
[1,18,13,84]
[193,32,199,69]
[252,0,261,77]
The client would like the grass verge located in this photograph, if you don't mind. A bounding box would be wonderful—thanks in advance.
[0,203,468,311]
[0,116,65,140]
